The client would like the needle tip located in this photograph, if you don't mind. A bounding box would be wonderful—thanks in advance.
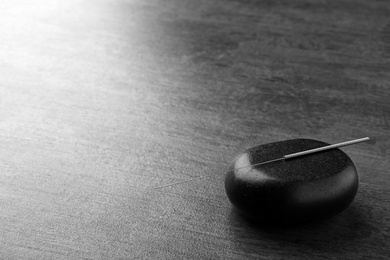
[367,137,376,144]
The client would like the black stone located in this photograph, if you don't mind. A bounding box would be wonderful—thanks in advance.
[225,139,359,225]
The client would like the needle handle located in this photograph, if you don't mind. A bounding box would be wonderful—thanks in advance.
[283,137,370,160]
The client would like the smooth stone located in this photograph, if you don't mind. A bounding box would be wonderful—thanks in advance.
[225,139,359,225]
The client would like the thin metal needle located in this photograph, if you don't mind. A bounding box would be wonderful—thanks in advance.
[230,137,371,172]
[284,137,370,159]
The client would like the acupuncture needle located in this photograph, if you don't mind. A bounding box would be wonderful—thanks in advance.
[231,137,371,172]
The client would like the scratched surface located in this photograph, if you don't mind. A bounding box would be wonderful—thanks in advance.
[0,0,389,259]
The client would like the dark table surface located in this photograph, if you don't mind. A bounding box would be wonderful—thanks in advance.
[1,0,389,259]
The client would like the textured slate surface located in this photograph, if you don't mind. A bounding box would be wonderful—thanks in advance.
[0,0,389,259]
